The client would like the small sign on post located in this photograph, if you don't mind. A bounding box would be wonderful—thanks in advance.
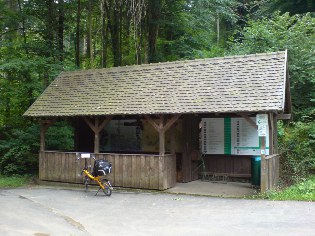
[258,124,267,137]
[256,114,268,126]
[257,114,268,137]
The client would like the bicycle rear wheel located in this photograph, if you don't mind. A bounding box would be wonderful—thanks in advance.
[84,176,89,192]
[101,180,112,196]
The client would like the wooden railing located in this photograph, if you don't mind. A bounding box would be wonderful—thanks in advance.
[261,154,280,192]
[39,151,176,190]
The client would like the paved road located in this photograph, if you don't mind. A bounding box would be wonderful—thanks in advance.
[0,186,314,236]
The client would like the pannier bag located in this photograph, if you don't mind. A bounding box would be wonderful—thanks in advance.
[93,160,112,177]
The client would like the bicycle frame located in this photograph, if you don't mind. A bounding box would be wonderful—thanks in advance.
[78,153,113,196]
[82,169,110,190]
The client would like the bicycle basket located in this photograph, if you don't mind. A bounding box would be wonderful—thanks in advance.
[93,160,112,176]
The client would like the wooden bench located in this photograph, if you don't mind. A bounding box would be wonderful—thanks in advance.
[200,172,251,183]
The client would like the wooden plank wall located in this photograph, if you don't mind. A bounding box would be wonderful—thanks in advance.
[39,151,85,183]
[261,154,280,192]
[39,151,176,190]
[203,155,251,177]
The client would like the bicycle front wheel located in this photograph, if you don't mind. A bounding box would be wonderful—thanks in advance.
[101,180,112,196]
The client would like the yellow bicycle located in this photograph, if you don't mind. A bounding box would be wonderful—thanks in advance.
[78,153,113,196]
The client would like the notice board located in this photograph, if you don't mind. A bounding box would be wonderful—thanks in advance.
[201,118,269,155]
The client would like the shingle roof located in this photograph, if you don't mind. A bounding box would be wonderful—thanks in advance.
[24,51,288,117]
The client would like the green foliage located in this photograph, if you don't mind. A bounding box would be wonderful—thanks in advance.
[262,175,315,201]
[259,0,315,15]
[278,121,315,183]
[0,125,40,175]
[45,122,74,151]
[0,0,315,182]
[229,12,315,120]
[157,0,238,60]
[0,175,33,188]
[0,122,74,175]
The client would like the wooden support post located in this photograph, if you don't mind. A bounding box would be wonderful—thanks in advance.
[170,128,176,155]
[273,114,278,154]
[83,116,112,153]
[159,130,165,156]
[94,117,100,153]
[158,115,165,155]
[273,114,279,184]
[39,120,55,152]
[260,134,267,192]
[144,114,181,156]
[268,113,274,155]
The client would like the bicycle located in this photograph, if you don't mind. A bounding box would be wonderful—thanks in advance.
[77,153,113,196]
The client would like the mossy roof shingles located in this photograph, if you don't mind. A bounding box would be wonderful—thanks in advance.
[24,51,288,117]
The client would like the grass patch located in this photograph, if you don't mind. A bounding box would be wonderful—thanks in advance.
[0,175,34,188]
[261,175,315,201]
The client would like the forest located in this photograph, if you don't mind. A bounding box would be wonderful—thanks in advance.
[0,0,314,186]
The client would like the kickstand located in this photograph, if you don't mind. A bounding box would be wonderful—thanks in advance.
[95,187,101,196]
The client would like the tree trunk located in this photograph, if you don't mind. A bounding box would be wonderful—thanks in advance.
[75,0,81,68]
[45,0,55,57]
[86,0,93,66]
[216,15,220,44]
[17,0,27,52]
[106,1,121,67]
[58,0,64,61]
[147,0,162,63]
[101,0,107,67]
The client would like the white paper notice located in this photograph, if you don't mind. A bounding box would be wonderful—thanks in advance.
[202,118,224,154]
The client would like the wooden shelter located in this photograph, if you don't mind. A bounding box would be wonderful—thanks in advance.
[24,51,291,191]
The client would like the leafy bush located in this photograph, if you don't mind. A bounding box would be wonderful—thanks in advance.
[262,175,315,201]
[0,122,74,175]
[45,121,74,151]
[278,121,315,184]
[0,125,40,175]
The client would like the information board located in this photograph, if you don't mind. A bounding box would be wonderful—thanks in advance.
[201,117,269,155]
[201,118,224,154]
[232,118,269,155]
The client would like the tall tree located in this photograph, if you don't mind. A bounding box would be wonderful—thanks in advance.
[58,0,64,61]
[147,0,163,63]
[86,0,93,67]
[75,0,81,68]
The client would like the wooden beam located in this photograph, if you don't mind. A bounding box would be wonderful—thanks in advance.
[276,113,292,120]
[94,117,100,153]
[260,136,267,192]
[144,114,181,156]
[170,128,176,154]
[159,130,165,156]
[144,115,161,132]
[83,117,97,133]
[273,115,278,153]
[237,113,257,129]
[162,114,181,132]
[268,113,274,155]
[98,115,113,132]
[83,116,113,153]
[39,119,55,151]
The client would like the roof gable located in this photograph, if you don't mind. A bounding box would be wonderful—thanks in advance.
[24,51,289,117]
